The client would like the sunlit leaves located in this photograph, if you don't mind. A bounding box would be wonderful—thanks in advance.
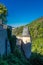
[32,38,43,55]
[0,3,7,22]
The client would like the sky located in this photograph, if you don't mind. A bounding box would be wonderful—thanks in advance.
[0,0,43,27]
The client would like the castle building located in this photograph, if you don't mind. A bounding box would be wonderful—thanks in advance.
[0,19,11,56]
[16,26,31,59]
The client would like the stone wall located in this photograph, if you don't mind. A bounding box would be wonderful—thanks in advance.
[0,25,11,56]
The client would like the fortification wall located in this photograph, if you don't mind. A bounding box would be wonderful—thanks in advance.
[0,25,11,56]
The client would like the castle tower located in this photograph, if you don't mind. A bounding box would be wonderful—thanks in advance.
[0,19,11,56]
[16,26,31,59]
[22,26,31,59]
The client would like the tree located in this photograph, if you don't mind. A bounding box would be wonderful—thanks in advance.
[0,3,7,24]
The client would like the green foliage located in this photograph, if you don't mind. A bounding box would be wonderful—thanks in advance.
[29,20,43,39]
[12,26,23,36]
[0,46,31,65]
[0,3,7,22]
[0,47,43,65]
[32,38,43,55]
[29,53,43,65]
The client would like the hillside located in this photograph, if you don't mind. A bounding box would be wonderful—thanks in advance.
[12,17,43,39]
[12,17,43,55]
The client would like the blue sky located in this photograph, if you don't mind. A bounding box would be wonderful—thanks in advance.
[0,0,43,27]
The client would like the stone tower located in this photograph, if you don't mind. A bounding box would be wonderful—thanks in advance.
[16,26,31,59]
[22,26,31,59]
[0,19,11,56]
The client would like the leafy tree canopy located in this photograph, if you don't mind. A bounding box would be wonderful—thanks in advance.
[0,3,7,22]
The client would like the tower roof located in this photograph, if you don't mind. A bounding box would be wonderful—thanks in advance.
[22,26,30,37]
